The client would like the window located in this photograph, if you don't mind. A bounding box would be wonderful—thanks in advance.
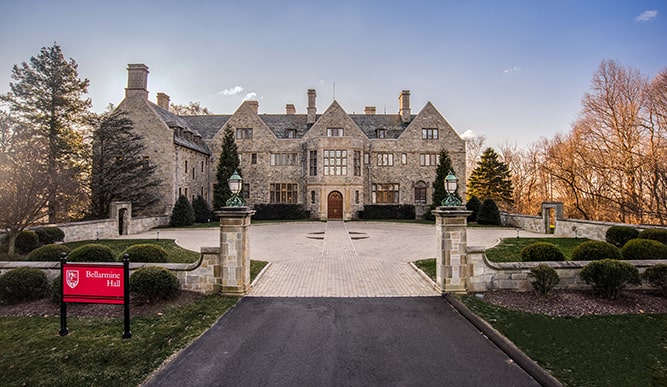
[192,167,195,179]
[185,160,188,172]
[270,153,298,166]
[371,183,399,204]
[323,150,347,176]
[353,151,361,176]
[309,150,317,176]
[355,190,360,204]
[270,183,298,204]
[236,128,253,139]
[200,161,204,172]
[401,153,407,165]
[251,153,257,165]
[414,181,427,204]
[376,153,394,166]
[422,128,439,140]
[310,190,316,204]
[364,153,370,164]
[420,153,439,166]
[142,156,150,170]
[377,129,386,139]
[285,129,296,138]
[327,128,343,137]
[243,183,250,199]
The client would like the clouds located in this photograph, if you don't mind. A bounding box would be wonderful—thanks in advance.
[503,66,521,74]
[634,10,658,22]
[219,86,244,96]
[460,130,476,139]
[243,92,257,101]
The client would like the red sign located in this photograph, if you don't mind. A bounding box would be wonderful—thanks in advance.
[62,263,125,304]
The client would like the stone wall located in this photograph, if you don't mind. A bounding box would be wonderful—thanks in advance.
[54,215,168,243]
[500,213,545,234]
[554,218,667,240]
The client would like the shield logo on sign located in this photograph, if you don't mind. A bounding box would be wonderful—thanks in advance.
[66,270,79,289]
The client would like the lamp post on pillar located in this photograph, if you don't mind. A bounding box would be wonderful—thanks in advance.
[433,171,471,294]
[216,171,255,296]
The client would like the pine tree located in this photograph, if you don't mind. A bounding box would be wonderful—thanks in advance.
[0,44,92,223]
[431,149,461,206]
[90,112,162,218]
[170,195,195,227]
[192,195,213,223]
[213,126,241,209]
[467,147,514,207]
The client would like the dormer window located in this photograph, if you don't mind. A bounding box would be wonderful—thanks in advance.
[377,128,386,139]
[327,128,343,137]
[285,129,296,138]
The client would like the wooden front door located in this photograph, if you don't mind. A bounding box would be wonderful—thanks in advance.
[327,191,343,219]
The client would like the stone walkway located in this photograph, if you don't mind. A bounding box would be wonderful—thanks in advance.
[248,221,438,297]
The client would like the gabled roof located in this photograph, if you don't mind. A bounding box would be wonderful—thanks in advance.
[257,114,316,139]
[151,103,211,154]
[180,115,232,139]
[349,114,415,139]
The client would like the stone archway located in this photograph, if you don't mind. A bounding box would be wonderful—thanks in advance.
[109,201,132,236]
[541,202,564,234]
[118,208,128,235]
[327,191,343,219]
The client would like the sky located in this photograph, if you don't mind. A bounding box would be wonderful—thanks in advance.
[0,0,665,149]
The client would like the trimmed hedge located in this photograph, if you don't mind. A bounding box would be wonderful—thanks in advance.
[360,205,415,220]
[253,204,308,220]
[571,240,621,261]
[15,230,39,254]
[528,264,560,298]
[580,259,641,299]
[605,226,639,248]
[643,264,667,297]
[621,239,667,260]
[67,244,116,262]
[521,242,565,262]
[130,267,180,303]
[27,244,71,262]
[35,227,65,245]
[0,267,50,304]
[638,228,667,245]
[121,244,168,263]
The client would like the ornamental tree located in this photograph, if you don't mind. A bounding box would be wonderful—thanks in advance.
[213,125,241,209]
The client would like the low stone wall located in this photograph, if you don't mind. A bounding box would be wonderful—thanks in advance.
[554,218,667,240]
[500,213,544,234]
[466,246,662,292]
[54,215,169,243]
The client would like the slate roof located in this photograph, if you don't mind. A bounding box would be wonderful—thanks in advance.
[180,115,232,139]
[349,114,415,139]
[151,103,211,155]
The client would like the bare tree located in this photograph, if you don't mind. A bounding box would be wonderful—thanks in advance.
[170,101,213,115]
[465,134,486,182]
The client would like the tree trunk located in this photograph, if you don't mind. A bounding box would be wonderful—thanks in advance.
[6,231,18,258]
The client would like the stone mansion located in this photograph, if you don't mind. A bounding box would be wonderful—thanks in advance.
[113,64,465,220]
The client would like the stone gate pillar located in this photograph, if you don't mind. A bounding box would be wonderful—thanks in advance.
[433,206,472,294]
[216,207,255,296]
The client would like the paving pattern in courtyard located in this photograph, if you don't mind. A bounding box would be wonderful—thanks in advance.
[249,221,438,297]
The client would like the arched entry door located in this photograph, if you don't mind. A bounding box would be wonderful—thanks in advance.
[327,191,343,219]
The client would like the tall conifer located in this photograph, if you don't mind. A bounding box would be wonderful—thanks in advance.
[213,126,241,209]
[467,147,513,207]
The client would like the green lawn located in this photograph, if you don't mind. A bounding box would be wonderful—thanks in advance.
[64,239,199,263]
[485,237,590,263]
[459,295,667,386]
[414,259,436,280]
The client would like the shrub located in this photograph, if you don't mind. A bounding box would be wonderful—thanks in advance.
[359,205,415,220]
[605,226,639,248]
[571,240,621,261]
[477,198,501,225]
[121,244,168,263]
[580,259,641,299]
[129,267,180,303]
[51,275,62,302]
[170,195,195,227]
[521,242,565,262]
[638,228,667,245]
[192,195,213,223]
[27,244,71,262]
[466,196,482,223]
[67,244,116,262]
[621,239,667,260]
[643,264,667,297]
[0,267,50,304]
[35,227,65,245]
[528,264,560,297]
[253,203,308,220]
[15,230,40,254]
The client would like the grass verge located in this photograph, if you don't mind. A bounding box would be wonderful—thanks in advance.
[458,295,667,386]
[414,259,436,281]
[0,294,239,386]
[486,237,590,262]
[64,239,199,263]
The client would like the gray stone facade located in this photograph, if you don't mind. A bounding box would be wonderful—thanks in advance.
[113,64,465,219]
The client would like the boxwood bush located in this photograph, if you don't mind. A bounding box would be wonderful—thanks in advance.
[638,228,667,245]
[121,244,168,263]
[130,267,180,303]
[521,242,565,262]
[35,227,65,245]
[51,275,62,302]
[528,264,560,297]
[67,244,116,262]
[580,259,641,299]
[621,239,667,260]
[0,267,50,304]
[27,244,71,262]
[360,205,415,220]
[253,204,308,220]
[605,225,639,248]
[643,264,667,297]
[15,230,40,254]
[571,240,621,261]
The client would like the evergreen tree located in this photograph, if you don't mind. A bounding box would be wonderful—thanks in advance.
[431,149,461,206]
[477,198,501,225]
[90,112,162,218]
[192,195,213,223]
[170,195,195,227]
[213,125,241,209]
[466,195,482,223]
[0,43,92,223]
[467,147,513,207]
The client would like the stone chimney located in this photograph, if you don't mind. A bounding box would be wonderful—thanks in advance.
[247,100,259,114]
[307,89,317,124]
[364,106,376,115]
[286,104,296,115]
[156,92,170,110]
[399,90,411,124]
[125,64,149,99]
